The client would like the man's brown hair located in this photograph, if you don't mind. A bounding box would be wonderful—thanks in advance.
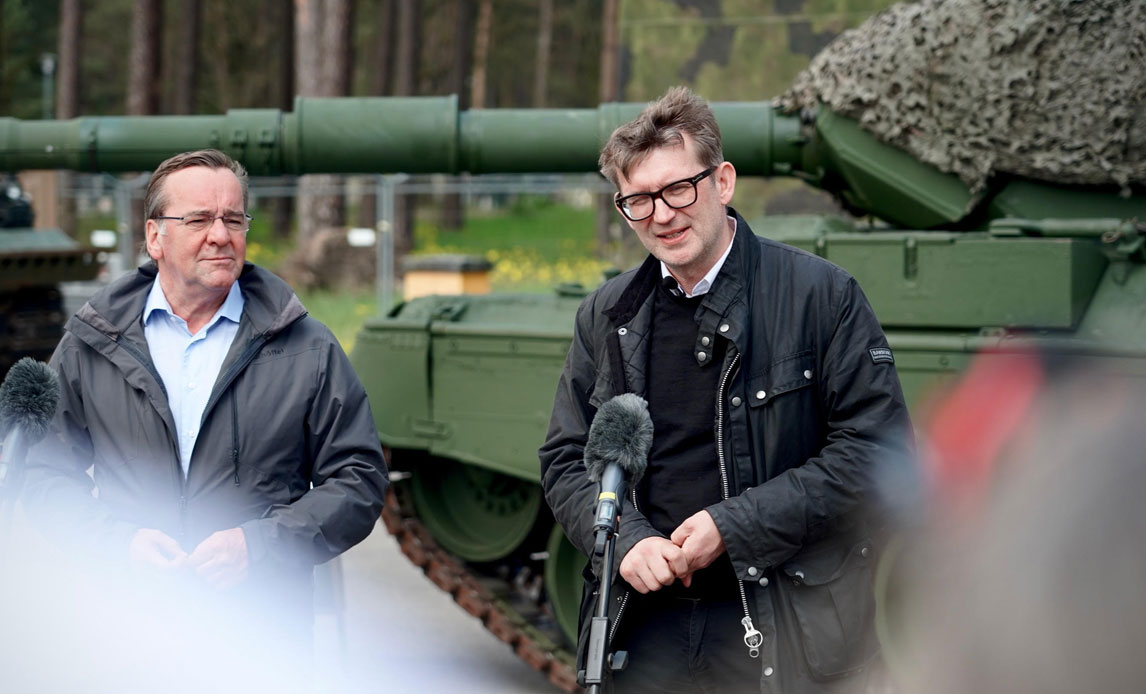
[143,149,249,220]
[598,86,724,187]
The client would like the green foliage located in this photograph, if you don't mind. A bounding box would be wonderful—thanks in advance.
[242,206,292,271]
[415,199,613,293]
[0,1,59,118]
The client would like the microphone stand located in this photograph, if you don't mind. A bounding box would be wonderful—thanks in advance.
[582,516,628,693]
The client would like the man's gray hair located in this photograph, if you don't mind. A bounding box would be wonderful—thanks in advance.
[598,86,724,188]
[144,149,249,225]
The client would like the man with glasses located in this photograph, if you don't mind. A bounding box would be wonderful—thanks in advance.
[22,149,388,680]
[540,88,912,692]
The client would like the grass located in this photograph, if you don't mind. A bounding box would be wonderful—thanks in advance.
[298,198,609,351]
[415,197,614,293]
[298,288,377,354]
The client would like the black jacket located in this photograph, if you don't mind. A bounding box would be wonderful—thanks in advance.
[24,262,389,605]
[539,209,913,692]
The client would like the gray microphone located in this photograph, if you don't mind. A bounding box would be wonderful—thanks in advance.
[0,358,60,490]
[585,393,652,551]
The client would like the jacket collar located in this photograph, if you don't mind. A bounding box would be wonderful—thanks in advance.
[70,261,306,346]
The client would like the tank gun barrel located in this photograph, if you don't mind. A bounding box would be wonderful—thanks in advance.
[0,96,804,179]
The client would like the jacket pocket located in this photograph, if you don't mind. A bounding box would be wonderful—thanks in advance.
[747,350,815,408]
[780,537,879,680]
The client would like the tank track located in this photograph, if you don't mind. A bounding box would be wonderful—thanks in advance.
[381,486,581,693]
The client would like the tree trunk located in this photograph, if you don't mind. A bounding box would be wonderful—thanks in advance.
[56,0,83,238]
[315,0,352,229]
[127,0,163,255]
[270,0,295,241]
[596,0,621,258]
[127,0,162,116]
[439,0,475,231]
[533,0,553,108]
[392,0,422,260]
[357,0,399,230]
[295,0,349,245]
[171,0,200,115]
[470,0,493,109]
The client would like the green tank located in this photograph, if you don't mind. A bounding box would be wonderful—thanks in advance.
[0,175,101,379]
[1,5,1143,687]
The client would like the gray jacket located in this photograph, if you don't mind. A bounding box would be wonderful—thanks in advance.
[24,262,388,597]
[540,209,914,692]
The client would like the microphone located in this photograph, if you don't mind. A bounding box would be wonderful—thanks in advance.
[0,358,60,491]
[660,275,683,297]
[585,393,652,553]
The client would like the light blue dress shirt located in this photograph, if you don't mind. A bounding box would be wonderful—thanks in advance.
[143,277,245,477]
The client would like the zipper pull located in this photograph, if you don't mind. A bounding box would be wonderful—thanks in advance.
[741,616,763,658]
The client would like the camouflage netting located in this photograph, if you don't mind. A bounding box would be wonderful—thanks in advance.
[775,0,1146,194]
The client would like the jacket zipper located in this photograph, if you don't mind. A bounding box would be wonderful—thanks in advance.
[715,350,764,658]
[606,484,640,645]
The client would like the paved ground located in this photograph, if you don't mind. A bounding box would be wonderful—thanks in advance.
[315,520,559,693]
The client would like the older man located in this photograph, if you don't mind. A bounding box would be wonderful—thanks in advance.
[23,150,388,664]
[540,87,913,693]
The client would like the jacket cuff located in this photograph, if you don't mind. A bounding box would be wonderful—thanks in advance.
[706,498,762,580]
[239,519,268,564]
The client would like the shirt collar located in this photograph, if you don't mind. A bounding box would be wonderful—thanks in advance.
[660,215,737,298]
[144,275,245,326]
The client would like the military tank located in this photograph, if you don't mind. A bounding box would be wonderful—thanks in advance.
[1,1,1143,688]
[0,175,101,380]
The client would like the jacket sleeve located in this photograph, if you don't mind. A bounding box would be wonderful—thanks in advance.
[21,339,143,558]
[707,275,915,576]
[539,294,660,577]
[240,333,389,567]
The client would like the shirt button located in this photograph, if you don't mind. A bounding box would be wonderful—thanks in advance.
[804,369,813,379]
[719,323,730,333]
[618,327,628,336]
[701,336,710,346]
[759,577,769,587]
[756,390,766,400]
[747,566,758,577]
[731,396,742,407]
[697,351,707,362]
[764,667,774,677]
[188,382,195,389]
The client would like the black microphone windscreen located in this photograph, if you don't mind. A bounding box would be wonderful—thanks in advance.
[584,393,652,485]
[661,275,682,297]
[0,357,60,445]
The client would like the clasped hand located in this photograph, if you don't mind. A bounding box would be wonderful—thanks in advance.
[128,527,249,591]
[618,510,725,593]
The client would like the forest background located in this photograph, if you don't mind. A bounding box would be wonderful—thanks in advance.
[1,0,895,346]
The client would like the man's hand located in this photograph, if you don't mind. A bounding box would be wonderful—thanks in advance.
[670,510,726,587]
[619,536,689,593]
[187,528,249,591]
[129,528,188,571]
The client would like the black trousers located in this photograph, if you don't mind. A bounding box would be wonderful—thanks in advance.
[609,591,761,694]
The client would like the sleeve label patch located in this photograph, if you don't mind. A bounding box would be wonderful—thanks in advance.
[869,347,894,364]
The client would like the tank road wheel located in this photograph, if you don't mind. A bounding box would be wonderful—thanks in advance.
[408,459,542,562]
[543,524,587,645]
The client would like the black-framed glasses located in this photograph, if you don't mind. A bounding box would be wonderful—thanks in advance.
[614,166,716,222]
[153,213,252,234]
